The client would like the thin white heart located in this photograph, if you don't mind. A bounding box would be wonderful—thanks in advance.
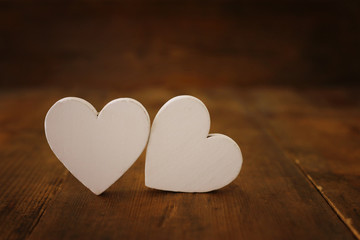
[45,97,150,195]
[145,95,243,192]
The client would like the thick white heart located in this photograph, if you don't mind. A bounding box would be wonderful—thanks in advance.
[45,97,150,195]
[145,95,243,192]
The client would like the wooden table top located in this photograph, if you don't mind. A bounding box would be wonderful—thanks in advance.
[0,87,359,240]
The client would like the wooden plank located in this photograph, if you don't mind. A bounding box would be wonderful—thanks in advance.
[238,87,360,239]
[28,88,354,240]
[0,89,70,239]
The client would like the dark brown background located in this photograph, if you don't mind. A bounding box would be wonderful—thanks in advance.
[1,1,360,240]
[1,0,359,89]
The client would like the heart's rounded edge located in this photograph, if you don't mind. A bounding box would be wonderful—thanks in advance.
[44,97,99,159]
[147,133,243,193]
[98,98,151,126]
[151,95,210,125]
[205,133,243,192]
[146,95,211,148]
[44,97,98,135]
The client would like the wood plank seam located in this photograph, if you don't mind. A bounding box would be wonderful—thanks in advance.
[237,91,360,240]
[292,158,360,240]
[258,123,359,240]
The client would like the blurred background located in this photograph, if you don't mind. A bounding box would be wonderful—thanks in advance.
[1,0,359,90]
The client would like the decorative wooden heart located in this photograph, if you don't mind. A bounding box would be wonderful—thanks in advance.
[145,96,243,192]
[45,97,150,195]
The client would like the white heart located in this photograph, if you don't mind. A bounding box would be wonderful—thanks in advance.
[145,96,243,192]
[45,97,150,195]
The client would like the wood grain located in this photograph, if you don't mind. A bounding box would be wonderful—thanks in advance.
[0,87,347,240]
[0,87,358,239]
[0,89,68,239]
[238,87,360,238]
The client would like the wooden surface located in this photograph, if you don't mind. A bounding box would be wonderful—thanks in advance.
[0,87,359,239]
